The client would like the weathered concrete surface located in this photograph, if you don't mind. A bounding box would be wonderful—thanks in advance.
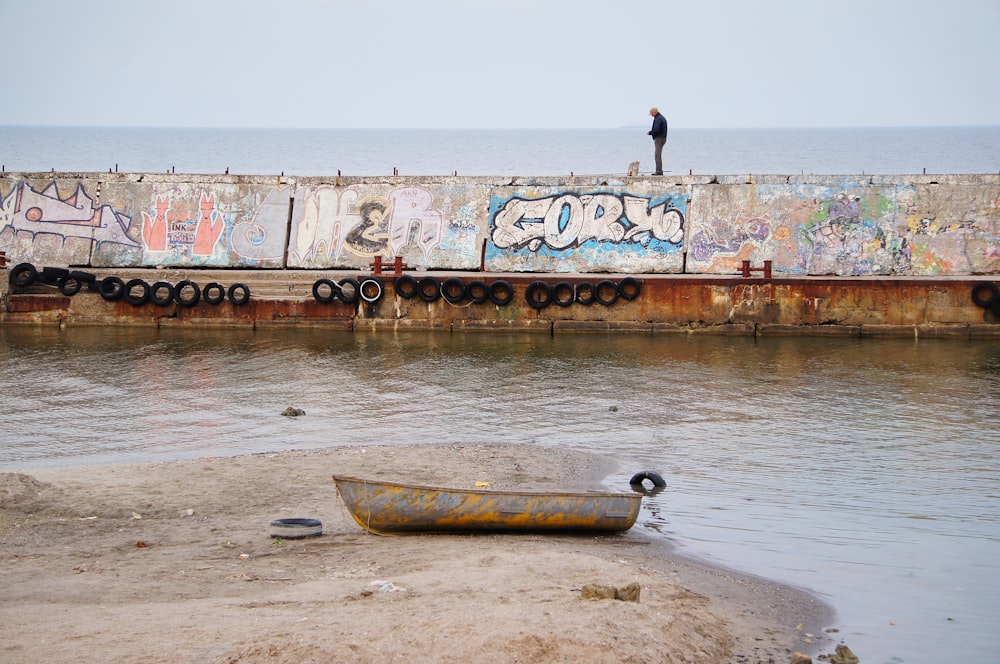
[2,172,997,276]
[2,171,998,335]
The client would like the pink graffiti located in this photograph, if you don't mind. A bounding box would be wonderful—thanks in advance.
[141,196,170,252]
[193,192,225,256]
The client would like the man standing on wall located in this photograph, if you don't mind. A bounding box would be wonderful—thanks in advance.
[648,107,668,175]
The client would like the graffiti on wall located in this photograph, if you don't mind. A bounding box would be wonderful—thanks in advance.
[485,191,686,272]
[125,184,289,267]
[288,184,478,269]
[0,181,139,248]
[687,183,1000,276]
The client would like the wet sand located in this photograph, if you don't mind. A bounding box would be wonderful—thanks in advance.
[0,443,835,663]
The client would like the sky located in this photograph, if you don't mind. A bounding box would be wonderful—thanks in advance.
[2,0,998,129]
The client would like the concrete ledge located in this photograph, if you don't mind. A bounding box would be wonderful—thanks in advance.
[757,324,861,337]
[553,320,653,333]
[860,324,918,338]
[969,324,1000,339]
[915,323,972,339]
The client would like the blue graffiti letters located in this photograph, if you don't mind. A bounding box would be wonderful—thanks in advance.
[491,193,683,252]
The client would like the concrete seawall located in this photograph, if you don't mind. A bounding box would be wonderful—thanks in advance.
[2,171,999,335]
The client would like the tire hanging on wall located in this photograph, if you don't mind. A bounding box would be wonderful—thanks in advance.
[552,281,575,307]
[150,281,176,307]
[466,279,489,304]
[99,276,125,301]
[441,277,466,304]
[488,280,514,306]
[57,276,83,296]
[359,277,384,304]
[173,279,201,307]
[312,278,339,304]
[525,281,553,310]
[9,263,38,287]
[971,282,999,308]
[227,283,251,306]
[594,279,620,306]
[336,278,359,305]
[618,277,641,301]
[39,266,69,286]
[203,282,226,305]
[417,277,441,303]
[575,281,596,305]
[123,278,151,307]
[394,275,419,299]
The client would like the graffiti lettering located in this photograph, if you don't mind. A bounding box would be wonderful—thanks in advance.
[491,193,683,252]
[1,181,138,248]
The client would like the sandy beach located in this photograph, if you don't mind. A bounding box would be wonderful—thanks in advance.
[0,443,836,663]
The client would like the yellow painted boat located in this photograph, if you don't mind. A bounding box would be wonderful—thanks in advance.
[332,475,643,535]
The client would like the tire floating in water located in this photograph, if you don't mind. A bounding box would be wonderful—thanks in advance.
[629,471,666,496]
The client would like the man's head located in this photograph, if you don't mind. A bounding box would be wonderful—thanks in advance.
[650,107,659,116]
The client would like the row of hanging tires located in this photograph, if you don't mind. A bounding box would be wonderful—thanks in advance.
[311,275,642,309]
[971,281,1000,317]
[8,262,251,307]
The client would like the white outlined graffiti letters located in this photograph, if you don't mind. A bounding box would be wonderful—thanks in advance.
[491,193,684,252]
[1,181,138,248]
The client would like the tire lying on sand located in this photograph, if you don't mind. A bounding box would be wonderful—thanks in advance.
[269,518,323,539]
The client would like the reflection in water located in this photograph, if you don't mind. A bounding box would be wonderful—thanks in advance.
[1,326,998,663]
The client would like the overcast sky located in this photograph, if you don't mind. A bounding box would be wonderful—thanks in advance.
[2,0,998,129]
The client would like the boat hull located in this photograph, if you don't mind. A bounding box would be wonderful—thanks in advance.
[332,475,642,535]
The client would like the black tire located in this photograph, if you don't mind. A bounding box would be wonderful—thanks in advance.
[488,280,514,306]
[337,278,359,305]
[150,281,176,307]
[99,276,125,301]
[10,263,38,287]
[269,518,323,539]
[441,277,466,304]
[466,279,489,304]
[312,278,339,304]
[68,270,98,292]
[971,282,999,308]
[417,277,441,303]
[594,279,620,306]
[629,470,666,496]
[993,296,1000,320]
[227,283,251,306]
[39,266,69,286]
[618,277,641,301]
[57,276,83,296]
[123,278,151,307]
[575,281,596,305]
[552,281,575,307]
[525,281,553,310]
[359,277,384,304]
[203,282,226,305]
[174,279,201,307]
[394,275,418,299]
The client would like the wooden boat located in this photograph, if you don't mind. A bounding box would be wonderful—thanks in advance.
[332,475,643,535]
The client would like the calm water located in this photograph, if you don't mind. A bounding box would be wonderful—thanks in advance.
[0,327,997,664]
[1,125,999,176]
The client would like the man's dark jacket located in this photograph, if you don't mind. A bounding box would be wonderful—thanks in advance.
[649,113,668,139]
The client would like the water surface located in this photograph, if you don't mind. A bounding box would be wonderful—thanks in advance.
[0,327,997,663]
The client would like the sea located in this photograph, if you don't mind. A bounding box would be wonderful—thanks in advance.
[1,125,999,663]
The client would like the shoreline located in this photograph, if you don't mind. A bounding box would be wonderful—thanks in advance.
[1,443,837,662]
